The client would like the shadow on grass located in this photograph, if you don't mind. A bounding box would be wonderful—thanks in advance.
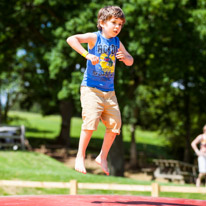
[26,134,171,160]
[7,115,28,124]
[27,127,54,134]
[27,137,57,148]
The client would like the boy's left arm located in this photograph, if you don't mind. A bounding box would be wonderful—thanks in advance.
[116,41,134,66]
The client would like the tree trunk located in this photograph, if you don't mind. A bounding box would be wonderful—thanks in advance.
[108,132,124,176]
[3,92,10,123]
[1,91,19,124]
[0,99,2,124]
[0,79,1,124]
[129,123,138,168]
[183,89,191,163]
[57,99,73,147]
[0,102,2,124]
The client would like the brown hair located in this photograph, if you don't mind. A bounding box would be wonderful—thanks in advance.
[97,6,125,31]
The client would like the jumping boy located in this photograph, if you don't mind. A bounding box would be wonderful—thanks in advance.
[66,6,133,175]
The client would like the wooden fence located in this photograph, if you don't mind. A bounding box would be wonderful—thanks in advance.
[0,180,206,197]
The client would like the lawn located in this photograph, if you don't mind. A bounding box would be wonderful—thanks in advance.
[7,111,171,158]
[0,151,150,196]
[1,111,205,200]
[8,111,167,143]
[0,151,205,199]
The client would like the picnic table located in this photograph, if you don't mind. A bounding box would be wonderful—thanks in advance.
[153,159,198,183]
[0,125,26,150]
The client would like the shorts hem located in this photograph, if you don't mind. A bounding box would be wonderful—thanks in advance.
[81,127,97,131]
[106,128,121,135]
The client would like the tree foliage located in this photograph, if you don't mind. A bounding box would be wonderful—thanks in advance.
[1,0,206,169]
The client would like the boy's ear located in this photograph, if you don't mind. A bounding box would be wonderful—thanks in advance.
[100,20,105,28]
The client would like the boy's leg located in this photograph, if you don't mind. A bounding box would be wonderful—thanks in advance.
[95,132,116,175]
[78,87,105,174]
[95,91,121,175]
[75,129,93,174]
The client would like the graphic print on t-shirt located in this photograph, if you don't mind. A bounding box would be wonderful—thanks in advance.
[95,43,118,80]
[100,53,115,74]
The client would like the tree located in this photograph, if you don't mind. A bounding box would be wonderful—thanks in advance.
[1,0,126,174]
[0,0,88,145]
[2,0,206,175]
[0,0,25,124]
[122,0,206,163]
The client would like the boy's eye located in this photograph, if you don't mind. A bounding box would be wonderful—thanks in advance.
[111,21,122,27]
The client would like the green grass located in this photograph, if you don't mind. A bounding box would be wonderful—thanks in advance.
[0,151,143,184]
[8,111,61,139]
[8,111,165,143]
[0,151,206,200]
[2,111,205,199]
[0,151,150,196]
[0,151,151,184]
[8,111,171,159]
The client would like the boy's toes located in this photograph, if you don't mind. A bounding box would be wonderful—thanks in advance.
[75,158,87,174]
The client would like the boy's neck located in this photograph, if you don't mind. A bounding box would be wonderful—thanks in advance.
[100,30,112,39]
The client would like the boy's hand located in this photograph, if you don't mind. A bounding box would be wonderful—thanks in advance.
[116,49,125,61]
[86,54,99,65]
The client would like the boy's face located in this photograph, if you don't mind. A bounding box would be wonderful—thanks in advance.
[100,17,123,38]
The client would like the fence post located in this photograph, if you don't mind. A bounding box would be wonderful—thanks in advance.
[151,182,160,197]
[70,180,78,195]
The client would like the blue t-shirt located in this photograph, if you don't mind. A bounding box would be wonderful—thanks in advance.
[81,31,120,91]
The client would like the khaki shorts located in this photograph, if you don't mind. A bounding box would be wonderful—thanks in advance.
[80,86,121,134]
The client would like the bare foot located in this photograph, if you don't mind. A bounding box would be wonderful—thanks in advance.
[75,157,86,174]
[95,156,109,176]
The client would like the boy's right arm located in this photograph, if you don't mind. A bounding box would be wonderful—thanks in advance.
[66,33,99,65]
